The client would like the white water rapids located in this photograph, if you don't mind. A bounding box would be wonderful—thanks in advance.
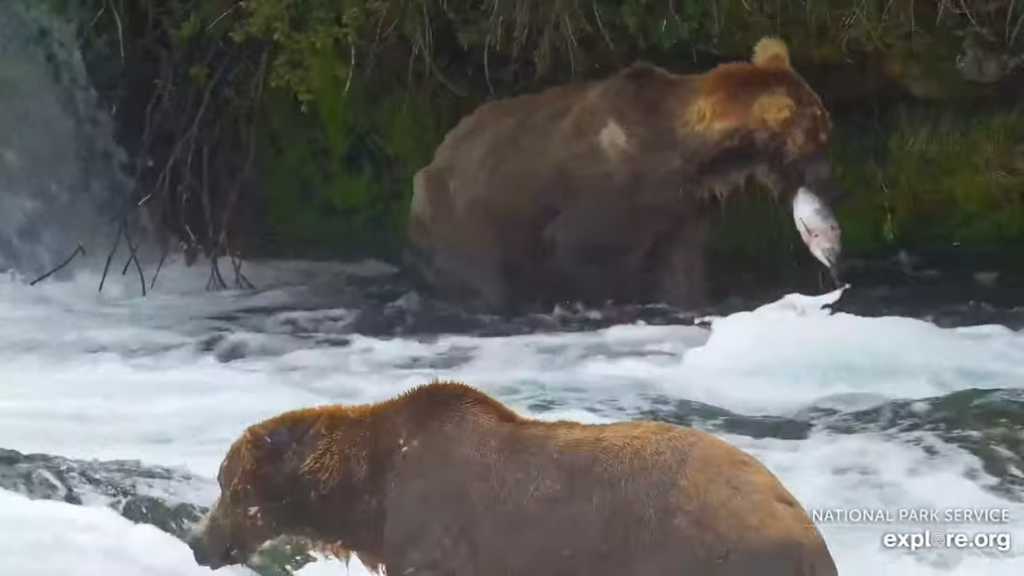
[0,259,1021,575]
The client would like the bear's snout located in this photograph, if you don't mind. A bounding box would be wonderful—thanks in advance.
[187,501,244,569]
[188,529,240,569]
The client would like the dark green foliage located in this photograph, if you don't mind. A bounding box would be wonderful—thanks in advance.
[258,82,451,259]
[711,106,1024,270]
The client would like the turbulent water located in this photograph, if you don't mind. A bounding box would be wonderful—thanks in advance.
[1,2,1024,576]
[1,260,1023,575]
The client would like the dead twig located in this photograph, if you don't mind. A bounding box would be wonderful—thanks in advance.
[149,241,169,290]
[30,244,86,286]
[98,220,124,293]
[120,223,147,296]
[206,251,228,290]
[199,141,225,290]
[230,250,255,289]
[108,0,125,64]
[215,49,269,291]
[151,57,229,229]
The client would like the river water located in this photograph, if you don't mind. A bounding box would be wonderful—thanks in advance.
[0,259,1022,575]
[1,2,1023,575]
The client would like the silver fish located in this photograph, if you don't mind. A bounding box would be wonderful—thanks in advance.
[792,187,843,286]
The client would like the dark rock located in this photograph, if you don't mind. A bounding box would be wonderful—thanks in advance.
[639,397,814,440]
[0,448,207,518]
[204,253,1024,344]
[120,495,205,540]
[0,448,317,575]
[641,389,1024,501]
[818,388,1024,500]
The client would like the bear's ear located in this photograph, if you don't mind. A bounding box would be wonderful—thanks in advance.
[751,37,791,70]
[751,93,796,131]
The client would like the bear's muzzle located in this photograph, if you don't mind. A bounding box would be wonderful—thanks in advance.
[186,498,247,569]
[188,528,245,569]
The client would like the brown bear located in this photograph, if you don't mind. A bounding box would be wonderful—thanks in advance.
[188,380,838,576]
[406,37,844,313]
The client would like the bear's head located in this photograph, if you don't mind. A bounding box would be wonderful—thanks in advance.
[682,37,843,279]
[187,408,380,571]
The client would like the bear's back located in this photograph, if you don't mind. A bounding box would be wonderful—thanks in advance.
[380,395,835,576]
[427,62,686,182]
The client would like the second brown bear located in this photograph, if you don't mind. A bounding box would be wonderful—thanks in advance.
[407,37,844,312]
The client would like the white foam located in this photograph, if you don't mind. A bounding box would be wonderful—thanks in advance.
[726,432,1024,574]
[0,487,381,575]
[1,261,1022,574]
[0,488,251,576]
[675,287,1024,414]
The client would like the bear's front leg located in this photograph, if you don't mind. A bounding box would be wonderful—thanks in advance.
[426,242,511,313]
[650,215,711,311]
[409,167,513,313]
[544,207,649,306]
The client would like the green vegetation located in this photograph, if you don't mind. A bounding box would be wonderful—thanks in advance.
[713,105,1024,280]
[39,0,1024,275]
[880,109,1024,248]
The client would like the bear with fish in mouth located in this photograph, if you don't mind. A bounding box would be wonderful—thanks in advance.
[188,379,838,576]
[406,36,844,313]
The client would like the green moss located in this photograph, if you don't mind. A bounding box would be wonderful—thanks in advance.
[826,106,1024,262]
[259,87,387,259]
[258,73,454,259]
[707,105,1024,278]
[882,108,1024,248]
[227,0,1022,107]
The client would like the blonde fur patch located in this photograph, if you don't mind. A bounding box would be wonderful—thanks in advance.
[680,98,737,135]
[752,37,791,69]
[296,406,375,492]
[751,93,796,130]
[598,119,630,159]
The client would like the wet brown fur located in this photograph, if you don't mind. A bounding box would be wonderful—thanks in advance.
[407,36,837,312]
[190,380,838,576]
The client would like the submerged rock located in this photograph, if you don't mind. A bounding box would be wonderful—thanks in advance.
[639,397,814,441]
[0,448,210,524]
[0,448,316,575]
[200,254,1024,345]
[820,388,1024,500]
[642,388,1024,501]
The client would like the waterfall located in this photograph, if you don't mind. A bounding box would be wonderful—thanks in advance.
[0,0,148,278]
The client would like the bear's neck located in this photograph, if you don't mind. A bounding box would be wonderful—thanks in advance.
[277,412,395,562]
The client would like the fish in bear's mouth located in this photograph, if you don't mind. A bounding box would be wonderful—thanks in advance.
[792,186,843,286]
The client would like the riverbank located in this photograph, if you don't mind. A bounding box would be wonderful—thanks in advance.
[29,0,1023,291]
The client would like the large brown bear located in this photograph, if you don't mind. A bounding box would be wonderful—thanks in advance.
[406,37,844,313]
[189,380,838,576]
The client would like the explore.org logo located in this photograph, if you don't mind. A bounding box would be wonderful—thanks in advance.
[882,530,1012,552]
